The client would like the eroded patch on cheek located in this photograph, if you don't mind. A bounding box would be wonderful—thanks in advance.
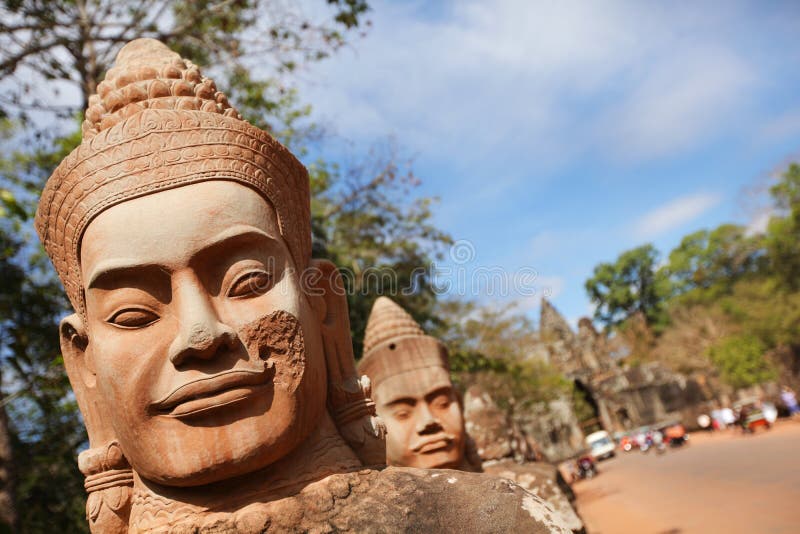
[238,310,305,393]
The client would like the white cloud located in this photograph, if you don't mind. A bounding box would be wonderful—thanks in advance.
[600,47,756,160]
[635,192,722,239]
[745,210,772,236]
[300,0,762,166]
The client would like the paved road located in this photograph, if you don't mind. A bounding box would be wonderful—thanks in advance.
[573,420,800,534]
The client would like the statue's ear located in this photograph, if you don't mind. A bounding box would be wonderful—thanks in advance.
[59,314,116,446]
[60,315,132,533]
[307,259,387,466]
[60,314,95,388]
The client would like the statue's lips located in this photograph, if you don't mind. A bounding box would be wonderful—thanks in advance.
[151,368,272,418]
[412,435,455,454]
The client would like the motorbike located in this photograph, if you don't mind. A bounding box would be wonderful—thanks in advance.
[576,455,597,480]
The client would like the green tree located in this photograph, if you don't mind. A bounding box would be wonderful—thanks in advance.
[707,334,776,389]
[435,300,572,416]
[582,162,800,392]
[310,143,452,358]
[0,121,84,532]
[666,224,761,301]
[0,0,369,117]
[766,163,800,290]
[585,244,671,331]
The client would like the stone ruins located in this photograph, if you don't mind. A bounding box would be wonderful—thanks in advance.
[528,298,717,458]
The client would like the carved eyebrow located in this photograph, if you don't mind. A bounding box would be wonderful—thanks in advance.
[86,261,168,291]
[86,226,279,290]
[186,226,279,268]
[384,397,417,408]
[424,386,454,403]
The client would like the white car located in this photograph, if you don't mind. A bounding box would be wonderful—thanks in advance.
[586,430,616,461]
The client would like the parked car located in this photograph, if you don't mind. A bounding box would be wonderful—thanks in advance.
[586,430,616,461]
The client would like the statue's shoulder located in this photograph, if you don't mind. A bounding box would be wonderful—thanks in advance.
[483,459,560,495]
[311,466,572,533]
[133,468,571,532]
[481,460,584,533]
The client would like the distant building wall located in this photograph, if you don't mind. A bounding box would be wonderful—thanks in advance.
[533,299,720,436]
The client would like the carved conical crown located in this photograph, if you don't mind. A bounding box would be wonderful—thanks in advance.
[362,297,425,355]
[83,38,241,138]
[358,298,448,390]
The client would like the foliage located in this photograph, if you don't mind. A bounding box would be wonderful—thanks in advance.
[436,300,572,415]
[0,0,369,118]
[436,300,539,362]
[586,162,800,394]
[714,278,800,350]
[765,163,800,291]
[0,117,87,531]
[310,143,452,358]
[649,304,732,375]
[665,224,762,301]
[585,244,671,331]
[611,311,656,366]
[707,334,776,389]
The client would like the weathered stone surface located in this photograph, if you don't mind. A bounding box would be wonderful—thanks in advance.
[129,467,570,533]
[463,386,584,533]
[463,386,513,462]
[482,461,583,533]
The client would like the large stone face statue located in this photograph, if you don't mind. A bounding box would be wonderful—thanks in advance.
[36,39,569,532]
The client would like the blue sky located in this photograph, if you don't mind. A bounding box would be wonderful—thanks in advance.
[297,0,800,325]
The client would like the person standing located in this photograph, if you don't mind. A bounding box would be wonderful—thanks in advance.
[781,386,799,416]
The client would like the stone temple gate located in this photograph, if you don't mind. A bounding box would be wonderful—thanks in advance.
[522,299,719,459]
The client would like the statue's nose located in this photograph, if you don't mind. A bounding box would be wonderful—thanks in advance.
[416,404,443,435]
[167,277,236,367]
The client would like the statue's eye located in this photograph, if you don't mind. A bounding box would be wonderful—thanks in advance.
[393,410,411,421]
[227,271,273,298]
[432,395,451,409]
[107,308,159,329]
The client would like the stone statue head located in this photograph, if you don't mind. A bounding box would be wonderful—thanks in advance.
[35,39,383,520]
[357,297,466,469]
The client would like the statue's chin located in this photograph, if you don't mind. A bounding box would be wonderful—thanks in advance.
[123,395,310,487]
[136,434,291,488]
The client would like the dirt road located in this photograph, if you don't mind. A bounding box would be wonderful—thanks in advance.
[573,420,800,534]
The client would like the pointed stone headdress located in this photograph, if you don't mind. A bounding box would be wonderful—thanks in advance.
[358,297,450,389]
[35,38,310,314]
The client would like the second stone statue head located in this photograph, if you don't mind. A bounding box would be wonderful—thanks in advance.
[358,297,468,470]
[35,39,381,490]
